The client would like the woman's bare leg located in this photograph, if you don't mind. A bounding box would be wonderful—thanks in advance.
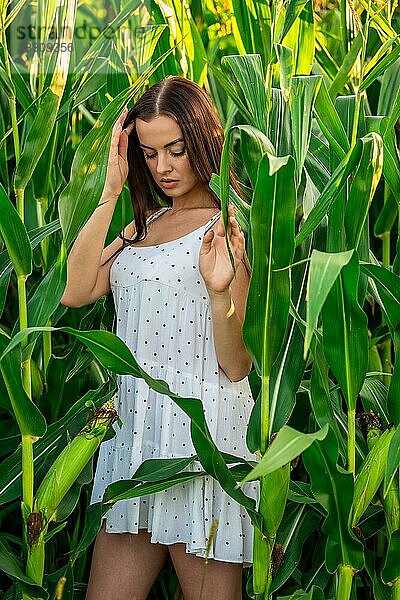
[86,521,169,600]
[168,543,243,600]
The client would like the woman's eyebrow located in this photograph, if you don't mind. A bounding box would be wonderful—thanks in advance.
[139,137,184,150]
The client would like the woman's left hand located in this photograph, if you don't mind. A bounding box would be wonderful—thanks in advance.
[199,203,245,294]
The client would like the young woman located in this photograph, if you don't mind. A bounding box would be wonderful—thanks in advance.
[61,76,259,600]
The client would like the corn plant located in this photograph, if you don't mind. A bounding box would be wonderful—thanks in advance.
[207,0,400,592]
[1,0,400,599]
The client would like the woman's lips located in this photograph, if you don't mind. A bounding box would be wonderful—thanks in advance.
[160,180,179,188]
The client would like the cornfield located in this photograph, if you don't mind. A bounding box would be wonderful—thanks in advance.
[0,0,400,598]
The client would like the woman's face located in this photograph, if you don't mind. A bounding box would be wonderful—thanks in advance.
[135,115,204,200]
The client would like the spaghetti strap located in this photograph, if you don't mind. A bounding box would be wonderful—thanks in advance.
[204,210,221,232]
[146,207,169,224]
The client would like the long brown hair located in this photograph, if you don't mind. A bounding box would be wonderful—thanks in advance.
[103,76,251,277]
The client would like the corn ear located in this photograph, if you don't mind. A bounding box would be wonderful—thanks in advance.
[351,427,395,527]
[34,400,117,521]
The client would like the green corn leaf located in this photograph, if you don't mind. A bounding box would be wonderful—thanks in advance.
[296,133,382,251]
[305,249,354,356]
[374,193,398,237]
[11,244,67,348]
[275,43,294,102]
[259,465,290,542]
[295,139,363,247]
[0,109,10,200]
[209,173,250,232]
[147,2,180,84]
[359,378,389,426]
[43,522,68,544]
[5,59,34,118]
[244,153,296,378]
[103,471,207,504]
[168,0,207,84]
[314,79,350,157]
[305,134,331,193]
[328,33,363,99]
[208,62,254,126]
[239,125,276,188]
[310,339,348,459]
[351,427,395,526]
[361,263,400,330]
[358,0,397,38]
[132,457,197,482]
[366,116,400,205]
[364,35,400,77]
[0,182,32,278]
[269,240,311,433]
[297,0,315,75]
[0,269,12,317]
[315,31,341,83]
[0,64,15,98]
[73,0,142,75]
[321,252,368,412]
[381,530,400,585]
[0,219,62,288]
[231,0,271,65]
[334,95,366,143]
[14,0,76,192]
[0,537,48,598]
[387,328,400,426]
[382,473,400,535]
[272,504,321,592]
[69,502,107,561]
[0,329,46,438]
[239,424,328,483]
[14,88,59,190]
[277,585,325,599]
[283,0,314,76]
[220,54,267,133]
[276,0,309,43]
[345,132,383,250]
[242,148,296,457]
[268,87,293,156]
[360,43,400,92]
[303,428,365,573]
[384,424,400,496]
[289,75,321,183]
[378,58,400,118]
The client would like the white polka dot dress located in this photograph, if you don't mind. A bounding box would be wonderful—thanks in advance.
[90,207,260,565]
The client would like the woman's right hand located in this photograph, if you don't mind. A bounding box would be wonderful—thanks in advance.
[102,108,134,200]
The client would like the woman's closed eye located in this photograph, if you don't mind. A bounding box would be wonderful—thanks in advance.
[144,148,186,160]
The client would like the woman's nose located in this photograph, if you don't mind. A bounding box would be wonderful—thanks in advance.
[156,153,172,173]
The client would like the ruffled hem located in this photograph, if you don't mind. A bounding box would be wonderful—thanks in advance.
[92,460,259,566]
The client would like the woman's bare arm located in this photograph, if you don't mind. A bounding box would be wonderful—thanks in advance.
[60,193,131,308]
[61,110,139,308]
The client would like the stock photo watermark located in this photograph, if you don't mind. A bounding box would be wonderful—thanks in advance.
[8,0,153,75]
